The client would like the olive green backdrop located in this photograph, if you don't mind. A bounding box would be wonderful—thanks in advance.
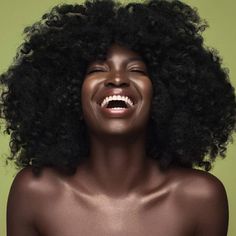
[0,0,235,235]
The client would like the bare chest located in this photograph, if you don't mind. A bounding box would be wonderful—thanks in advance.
[35,190,196,236]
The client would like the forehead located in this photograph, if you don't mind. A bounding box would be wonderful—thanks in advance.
[102,44,145,65]
[106,44,140,58]
[87,43,147,67]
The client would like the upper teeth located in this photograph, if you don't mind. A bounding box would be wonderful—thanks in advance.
[101,95,134,108]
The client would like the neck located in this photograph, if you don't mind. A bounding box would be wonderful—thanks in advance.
[81,132,157,197]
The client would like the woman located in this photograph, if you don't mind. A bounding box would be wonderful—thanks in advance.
[1,0,235,235]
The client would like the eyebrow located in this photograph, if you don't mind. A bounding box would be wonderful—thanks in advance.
[105,56,144,64]
[125,57,144,63]
[89,56,145,67]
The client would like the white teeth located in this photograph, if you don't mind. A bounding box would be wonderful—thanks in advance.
[101,95,134,108]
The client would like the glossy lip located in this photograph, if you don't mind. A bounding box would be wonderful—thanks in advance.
[98,104,137,118]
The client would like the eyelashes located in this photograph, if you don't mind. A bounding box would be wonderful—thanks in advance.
[87,68,147,75]
[87,68,106,74]
[129,69,147,75]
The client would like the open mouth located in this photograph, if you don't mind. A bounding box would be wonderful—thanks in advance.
[100,95,134,109]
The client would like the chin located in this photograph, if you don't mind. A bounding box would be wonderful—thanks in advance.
[93,119,149,138]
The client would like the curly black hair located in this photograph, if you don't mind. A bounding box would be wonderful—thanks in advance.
[0,0,236,174]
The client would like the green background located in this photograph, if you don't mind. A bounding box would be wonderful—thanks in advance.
[0,0,235,235]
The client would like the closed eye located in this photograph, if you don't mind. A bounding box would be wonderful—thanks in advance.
[129,69,147,75]
[87,68,107,74]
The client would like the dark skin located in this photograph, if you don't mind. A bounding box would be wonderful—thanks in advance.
[7,44,228,236]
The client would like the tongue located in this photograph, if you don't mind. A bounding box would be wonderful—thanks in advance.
[107,100,127,108]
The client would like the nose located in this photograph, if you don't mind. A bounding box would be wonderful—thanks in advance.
[104,71,130,88]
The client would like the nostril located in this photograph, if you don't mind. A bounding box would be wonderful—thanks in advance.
[104,74,130,87]
[105,81,130,88]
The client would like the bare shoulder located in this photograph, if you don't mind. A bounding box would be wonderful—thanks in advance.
[10,166,64,198]
[168,167,228,202]
[8,166,66,214]
[7,167,67,236]
[167,167,228,235]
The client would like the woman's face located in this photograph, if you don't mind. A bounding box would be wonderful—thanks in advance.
[81,44,153,137]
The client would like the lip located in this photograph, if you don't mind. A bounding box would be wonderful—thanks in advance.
[98,104,136,118]
[96,88,138,107]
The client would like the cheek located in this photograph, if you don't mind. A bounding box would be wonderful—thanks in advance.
[81,78,100,125]
[137,78,153,104]
[81,77,96,105]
